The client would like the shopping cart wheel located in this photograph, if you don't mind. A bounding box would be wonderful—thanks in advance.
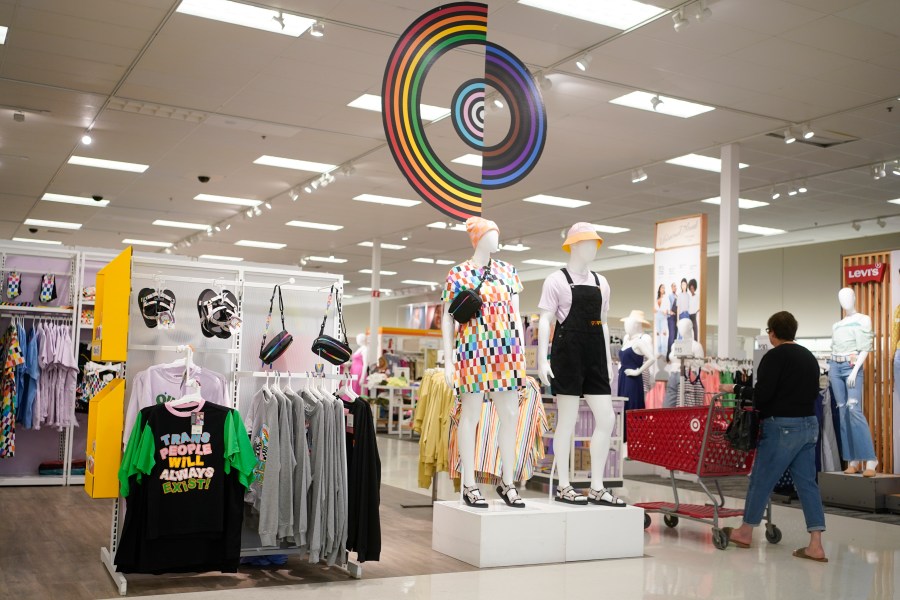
[643,513,651,529]
[712,528,728,550]
[765,524,782,544]
[663,515,679,528]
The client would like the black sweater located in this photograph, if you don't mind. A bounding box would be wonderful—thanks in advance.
[734,343,820,419]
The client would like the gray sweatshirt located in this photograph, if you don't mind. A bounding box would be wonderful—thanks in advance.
[326,397,348,566]
[286,390,311,548]
[303,391,327,562]
[273,388,296,541]
[246,388,281,547]
[321,395,336,559]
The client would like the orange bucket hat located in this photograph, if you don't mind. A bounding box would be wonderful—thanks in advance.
[562,222,603,253]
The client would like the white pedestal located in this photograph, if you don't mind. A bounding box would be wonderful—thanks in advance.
[432,500,566,568]
[530,499,645,561]
[432,498,644,568]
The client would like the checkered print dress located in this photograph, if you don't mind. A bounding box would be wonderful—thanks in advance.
[443,259,526,394]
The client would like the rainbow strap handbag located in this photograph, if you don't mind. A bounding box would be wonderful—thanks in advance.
[259,285,293,365]
[310,285,351,365]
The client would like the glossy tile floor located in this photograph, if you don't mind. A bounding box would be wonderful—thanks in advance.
[105,436,899,600]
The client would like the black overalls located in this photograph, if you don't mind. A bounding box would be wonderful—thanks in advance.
[550,269,611,397]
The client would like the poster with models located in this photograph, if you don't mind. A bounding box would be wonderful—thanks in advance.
[891,250,899,474]
[399,302,443,330]
[653,215,707,359]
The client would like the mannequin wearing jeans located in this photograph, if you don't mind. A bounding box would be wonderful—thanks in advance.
[538,223,623,507]
[829,287,877,477]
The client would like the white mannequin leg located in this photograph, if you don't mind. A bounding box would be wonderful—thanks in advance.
[584,394,615,491]
[554,396,581,488]
[458,392,484,487]
[492,390,520,487]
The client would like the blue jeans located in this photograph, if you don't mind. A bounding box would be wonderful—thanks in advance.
[828,361,876,461]
[743,416,826,532]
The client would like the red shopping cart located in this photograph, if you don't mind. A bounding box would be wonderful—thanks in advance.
[626,393,781,550]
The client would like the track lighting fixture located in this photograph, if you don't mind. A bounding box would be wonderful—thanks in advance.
[797,181,808,193]
[650,95,663,111]
[272,11,286,30]
[851,221,861,231]
[401,232,411,241]
[164,247,172,254]
[631,168,648,183]
[81,134,92,145]
[253,206,262,216]
[341,163,356,176]
[246,208,253,218]
[304,185,313,194]
[310,179,319,190]
[873,163,887,179]
[225,223,231,230]
[493,98,504,109]
[264,201,272,210]
[784,128,796,144]
[877,218,886,228]
[788,185,798,197]
[289,189,299,201]
[310,21,325,37]
[771,188,780,200]
[695,0,712,22]
[206,227,213,237]
[575,53,592,71]
[538,72,552,90]
[892,161,900,176]
[799,124,814,139]
[673,9,689,32]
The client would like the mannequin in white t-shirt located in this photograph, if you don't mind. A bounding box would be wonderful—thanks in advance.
[537,222,624,507]
[664,318,706,408]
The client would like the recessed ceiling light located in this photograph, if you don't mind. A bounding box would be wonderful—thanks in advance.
[402,279,440,286]
[665,154,748,172]
[592,224,630,234]
[153,219,209,230]
[122,238,173,247]
[175,0,315,36]
[308,255,348,263]
[500,243,531,252]
[68,155,149,173]
[347,93,450,121]
[285,220,343,231]
[608,244,655,254]
[452,154,483,167]
[359,269,397,276]
[253,155,337,173]
[200,254,244,261]
[517,0,664,30]
[523,194,590,208]
[359,287,393,293]
[24,218,82,230]
[0,26,8,44]
[353,193,421,207]
[194,193,261,207]
[523,259,568,267]
[358,241,407,250]
[701,197,769,209]
[12,237,61,245]
[41,193,110,207]
[413,257,455,265]
[427,222,467,232]
[738,224,786,236]
[235,240,287,249]
[610,91,715,119]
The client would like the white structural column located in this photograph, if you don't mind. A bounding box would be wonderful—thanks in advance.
[718,144,740,357]
[368,240,382,367]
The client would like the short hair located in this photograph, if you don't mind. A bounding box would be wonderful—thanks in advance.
[688,278,697,291]
[767,311,798,341]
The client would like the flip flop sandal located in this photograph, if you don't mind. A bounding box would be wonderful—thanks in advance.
[555,485,588,505]
[197,289,220,338]
[218,289,241,332]
[793,548,828,563]
[587,488,627,507]
[205,290,236,339]
[463,485,488,509]
[496,483,525,508]
[138,288,159,328]
[157,289,176,328]
[722,526,750,549]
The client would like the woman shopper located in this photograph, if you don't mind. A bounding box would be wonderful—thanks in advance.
[720,311,827,563]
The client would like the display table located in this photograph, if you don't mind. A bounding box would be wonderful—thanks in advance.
[432,498,644,568]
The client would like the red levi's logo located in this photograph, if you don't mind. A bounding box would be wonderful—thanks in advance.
[844,263,886,284]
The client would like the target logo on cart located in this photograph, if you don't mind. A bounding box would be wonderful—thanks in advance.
[689,418,701,433]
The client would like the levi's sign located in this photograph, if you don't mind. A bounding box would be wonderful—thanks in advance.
[844,263,886,284]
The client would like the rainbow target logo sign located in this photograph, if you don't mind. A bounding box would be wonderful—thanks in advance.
[382,2,547,220]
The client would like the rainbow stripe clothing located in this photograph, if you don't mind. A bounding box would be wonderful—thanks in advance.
[443,259,526,394]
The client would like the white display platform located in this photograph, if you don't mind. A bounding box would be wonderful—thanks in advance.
[432,498,644,568]
[433,500,567,568]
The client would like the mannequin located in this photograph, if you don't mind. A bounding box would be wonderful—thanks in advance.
[664,318,706,408]
[829,287,877,477]
[350,333,367,395]
[618,310,653,443]
[442,217,527,508]
[537,222,624,507]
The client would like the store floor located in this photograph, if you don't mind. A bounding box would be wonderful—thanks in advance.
[1,436,896,599]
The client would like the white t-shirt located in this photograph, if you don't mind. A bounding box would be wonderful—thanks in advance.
[538,269,610,324]
[689,291,700,315]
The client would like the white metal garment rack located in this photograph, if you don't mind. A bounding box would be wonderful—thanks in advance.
[100,254,360,595]
[0,243,82,487]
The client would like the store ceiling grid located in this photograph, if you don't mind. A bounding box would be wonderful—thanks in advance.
[0,0,898,294]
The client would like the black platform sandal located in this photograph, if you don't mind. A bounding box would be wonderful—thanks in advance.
[587,488,626,507]
[496,483,526,508]
[555,485,588,505]
[463,485,488,508]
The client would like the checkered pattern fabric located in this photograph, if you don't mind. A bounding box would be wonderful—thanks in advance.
[0,326,25,458]
[443,259,526,394]
[6,272,20,299]
[40,274,56,303]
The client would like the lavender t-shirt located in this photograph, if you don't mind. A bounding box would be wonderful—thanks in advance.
[538,269,610,324]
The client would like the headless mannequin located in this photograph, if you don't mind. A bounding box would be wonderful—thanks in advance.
[664,319,705,408]
[351,333,367,395]
[442,229,524,506]
[538,239,622,506]
[831,288,877,475]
